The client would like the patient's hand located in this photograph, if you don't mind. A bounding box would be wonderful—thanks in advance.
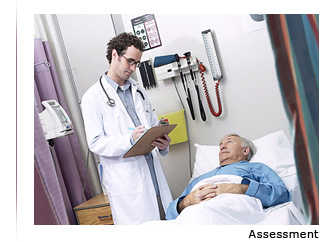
[196,183,248,201]
[177,184,218,213]
[177,183,249,213]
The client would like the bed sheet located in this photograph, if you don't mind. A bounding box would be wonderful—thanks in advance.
[142,175,305,225]
[142,195,304,225]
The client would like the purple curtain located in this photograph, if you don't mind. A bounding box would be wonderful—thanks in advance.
[34,37,92,225]
[34,106,69,225]
[34,162,60,225]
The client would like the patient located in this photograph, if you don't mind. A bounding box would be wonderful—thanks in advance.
[166,133,291,220]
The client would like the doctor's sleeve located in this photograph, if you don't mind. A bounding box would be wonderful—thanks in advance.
[158,147,169,157]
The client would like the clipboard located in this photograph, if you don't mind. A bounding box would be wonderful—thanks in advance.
[123,124,177,158]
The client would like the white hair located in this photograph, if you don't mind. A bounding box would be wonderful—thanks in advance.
[222,133,256,161]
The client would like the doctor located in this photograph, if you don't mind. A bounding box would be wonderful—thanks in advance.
[81,32,173,224]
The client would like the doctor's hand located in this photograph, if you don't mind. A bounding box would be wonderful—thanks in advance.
[132,125,146,142]
[151,133,171,150]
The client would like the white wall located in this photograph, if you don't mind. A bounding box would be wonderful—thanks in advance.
[57,14,116,99]
[120,14,290,198]
[56,14,290,199]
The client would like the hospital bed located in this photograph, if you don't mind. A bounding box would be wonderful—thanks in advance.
[143,130,306,225]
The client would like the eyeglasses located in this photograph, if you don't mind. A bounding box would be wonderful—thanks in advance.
[121,55,142,68]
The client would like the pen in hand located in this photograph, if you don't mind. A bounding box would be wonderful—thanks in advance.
[130,125,146,142]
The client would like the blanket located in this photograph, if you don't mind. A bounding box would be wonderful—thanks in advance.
[143,175,305,225]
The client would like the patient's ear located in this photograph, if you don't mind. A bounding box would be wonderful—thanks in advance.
[243,147,250,156]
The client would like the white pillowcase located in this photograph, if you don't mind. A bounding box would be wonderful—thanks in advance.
[192,130,303,211]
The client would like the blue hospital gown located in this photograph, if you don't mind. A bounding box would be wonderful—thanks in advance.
[166,160,291,220]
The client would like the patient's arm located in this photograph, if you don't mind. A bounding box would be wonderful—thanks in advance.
[214,183,249,196]
[177,183,249,213]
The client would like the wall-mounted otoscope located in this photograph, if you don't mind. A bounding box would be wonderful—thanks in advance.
[175,53,195,120]
[184,52,206,121]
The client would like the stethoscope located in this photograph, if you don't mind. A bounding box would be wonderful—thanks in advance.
[99,76,151,112]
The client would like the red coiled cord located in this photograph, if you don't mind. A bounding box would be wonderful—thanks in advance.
[198,59,222,117]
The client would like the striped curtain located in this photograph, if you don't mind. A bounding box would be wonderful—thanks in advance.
[266,14,319,224]
[34,37,93,224]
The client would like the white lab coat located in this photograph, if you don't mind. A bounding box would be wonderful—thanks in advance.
[81,76,173,225]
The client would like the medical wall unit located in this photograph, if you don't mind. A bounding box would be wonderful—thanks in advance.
[39,100,74,140]
[154,55,199,81]
[154,48,223,119]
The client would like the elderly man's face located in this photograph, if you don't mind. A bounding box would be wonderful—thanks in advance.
[219,136,249,166]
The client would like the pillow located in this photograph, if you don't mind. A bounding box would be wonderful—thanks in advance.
[192,130,302,210]
[192,144,219,180]
[250,130,296,177]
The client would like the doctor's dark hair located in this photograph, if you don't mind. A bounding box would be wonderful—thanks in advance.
[222,133,257,161]
[106,32,145,64]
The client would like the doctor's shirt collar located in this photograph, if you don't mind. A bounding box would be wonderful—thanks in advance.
[104,73,131,92]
